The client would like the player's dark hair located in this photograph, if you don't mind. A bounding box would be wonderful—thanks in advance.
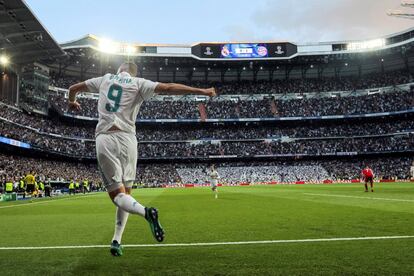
[117,62,138,77]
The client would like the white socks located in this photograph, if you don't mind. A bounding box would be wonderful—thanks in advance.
[113,193,146,217]
[112,207,129,243]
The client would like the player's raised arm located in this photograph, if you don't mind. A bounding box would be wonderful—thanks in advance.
[155,83,216,97]
[68,82,89,111]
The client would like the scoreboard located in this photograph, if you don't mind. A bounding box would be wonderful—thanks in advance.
[221,44,268,58]
[191,42,297,59]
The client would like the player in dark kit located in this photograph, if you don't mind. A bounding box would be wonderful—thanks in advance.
[361,166,374,192]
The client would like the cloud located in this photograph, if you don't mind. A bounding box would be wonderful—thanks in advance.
[225,0,414,42]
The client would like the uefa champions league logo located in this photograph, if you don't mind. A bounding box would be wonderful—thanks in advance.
[275,46,285,55]
[204,47,213,56]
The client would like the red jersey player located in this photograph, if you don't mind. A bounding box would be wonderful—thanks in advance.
[361,166,374,192]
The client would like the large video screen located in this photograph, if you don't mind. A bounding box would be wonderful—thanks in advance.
[221,44,268,58]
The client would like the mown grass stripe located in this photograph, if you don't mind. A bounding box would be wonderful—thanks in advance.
[304,193,414,203]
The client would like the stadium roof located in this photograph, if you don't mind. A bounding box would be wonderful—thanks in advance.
[58,26,414,62]
[0,0,64,65]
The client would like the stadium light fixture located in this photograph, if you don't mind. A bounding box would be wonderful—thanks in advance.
[125,45,136,55]
[0,55,9,66]
[98,38,120,54]
[347,39,385,51]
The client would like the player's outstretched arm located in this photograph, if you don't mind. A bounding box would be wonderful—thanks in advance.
[67,82,89,111]
[155,83,216,97]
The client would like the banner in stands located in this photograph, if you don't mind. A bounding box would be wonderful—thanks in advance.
[0,136,31,149]
[191,43,297,59]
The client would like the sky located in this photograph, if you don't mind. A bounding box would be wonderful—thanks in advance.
[25,0,414,44]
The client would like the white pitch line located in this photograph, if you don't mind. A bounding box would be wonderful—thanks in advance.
[0,194,98,209]
[0,235,413,250]
[304,193,414,203]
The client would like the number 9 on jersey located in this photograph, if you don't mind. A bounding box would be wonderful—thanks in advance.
[105,84,123,112]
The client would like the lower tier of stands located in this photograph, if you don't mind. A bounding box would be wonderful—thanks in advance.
[0,153,411,187]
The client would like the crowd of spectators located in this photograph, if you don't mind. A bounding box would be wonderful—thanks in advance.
[276,90,414,117]
[45,68,414,120]
[0,104,91,139]
[51,96,98,118]
[1,106,414,158]
[140,101,199,119]
[135,164,181,186]
[176,157,412,183]
[2,100,414,141]
[52,95,201,120]
[50,70,411,95]
[49,73,80,89]
[0,153,179,186]
[0,153,100,184]
[203,99,274,119]
[0,121,95,157]
[49,89,414,120]
[1,155,410,187]
[177,164,331,184]
[216,70,410,94]
[136,136,414,158]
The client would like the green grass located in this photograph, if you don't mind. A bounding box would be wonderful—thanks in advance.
[1,183,414,275]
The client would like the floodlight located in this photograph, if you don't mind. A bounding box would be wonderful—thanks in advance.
[125,45,136,54]
[347,39,385,51]
[98,39,120,54]
[0,55,9,66]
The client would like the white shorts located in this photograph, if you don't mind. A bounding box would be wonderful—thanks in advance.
[96,132,137,192]
[211,180,218,188]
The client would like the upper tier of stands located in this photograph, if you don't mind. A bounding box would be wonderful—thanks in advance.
[50,84,414,120]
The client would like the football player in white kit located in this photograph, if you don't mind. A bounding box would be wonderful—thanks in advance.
[68,62,216,256]
[411,161,414,180]
[210,164,219,199]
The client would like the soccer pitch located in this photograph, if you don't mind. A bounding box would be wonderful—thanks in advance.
[0,183,413,275]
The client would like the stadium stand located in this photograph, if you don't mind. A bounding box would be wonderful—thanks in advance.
[1,107,414,159]
[0,154,411,187]
[50,70,410,95]
[48,77,413,120]
[2,17,414,187]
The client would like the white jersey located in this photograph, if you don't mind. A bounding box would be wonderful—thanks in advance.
[210,170,219,183]
[85,72,158,136]
[411,166,414,178]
